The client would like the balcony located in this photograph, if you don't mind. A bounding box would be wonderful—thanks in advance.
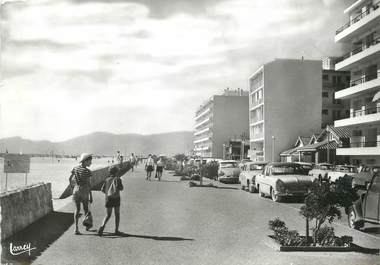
[335,107,380,127]
[336,141,380,156]
[250,99,264,110]
[335,37,380,71]
[250,133,264,141]
[193,137,210,144]
[335,1,380,43]
[195,108,211,121]
[194,117,210,129]
[335,74,380,99]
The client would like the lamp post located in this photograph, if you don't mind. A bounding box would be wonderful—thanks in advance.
[272,136,276,162]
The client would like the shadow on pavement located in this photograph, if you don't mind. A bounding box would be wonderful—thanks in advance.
[351,244,380,255]
[215,186,239,190]
[361,226,380,235]
[101,232,194,241]
[1,211,73,264]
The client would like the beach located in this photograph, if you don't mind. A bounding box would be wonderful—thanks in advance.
[0,157,113,198]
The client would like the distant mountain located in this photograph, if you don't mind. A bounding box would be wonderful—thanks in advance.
[0,131,194,156]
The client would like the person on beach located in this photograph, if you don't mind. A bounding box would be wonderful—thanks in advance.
[69,153,93,235]
[156,158,164,181]
[98,166,124,236]
[145,154,154,181]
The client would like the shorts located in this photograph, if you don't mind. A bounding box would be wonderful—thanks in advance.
[146,165,154,172]
[72,186,90,203]
[156,166,163,173]
[105,196,121,208]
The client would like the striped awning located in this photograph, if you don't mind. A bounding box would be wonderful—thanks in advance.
[297,140,339,152]
[280,147,299,156]
[327,125,351,139]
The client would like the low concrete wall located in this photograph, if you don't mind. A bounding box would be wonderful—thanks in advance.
[1,183,53,240]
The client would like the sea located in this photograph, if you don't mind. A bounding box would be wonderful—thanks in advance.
[0,157,115,198]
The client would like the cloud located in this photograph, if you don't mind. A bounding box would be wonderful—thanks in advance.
[0,0,353,141]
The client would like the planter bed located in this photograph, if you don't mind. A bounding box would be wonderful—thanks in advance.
[265,236,378,253]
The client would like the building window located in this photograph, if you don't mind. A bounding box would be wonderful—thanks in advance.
[346,76,350,82]
[323,74,328,80]
[322,92,329,98]
[332,76,337,86]
[322,109,328,115]
[352,130,362,137]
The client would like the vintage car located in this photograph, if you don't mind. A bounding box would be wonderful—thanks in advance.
[347,172,380,229]
[308,163,334,181]
[327,165,358,183]
[238,159,252,169]
[239,162,267,192]
[217,160,241,183]
[255,162,313,202]
[295,162,314,175]
[351,165,380,188]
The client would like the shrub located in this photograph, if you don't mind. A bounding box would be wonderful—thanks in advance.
[316,226,336,246]
[268,218,303,246]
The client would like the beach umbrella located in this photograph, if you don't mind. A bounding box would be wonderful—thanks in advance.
[372,90,380,102]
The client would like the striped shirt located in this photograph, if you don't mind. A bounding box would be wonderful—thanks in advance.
[71,165,92,188]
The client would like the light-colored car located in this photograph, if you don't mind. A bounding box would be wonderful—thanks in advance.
[351,165,380,188]
[239,162,267,192]
[308,163,334,181]
[327,165,358,183]
[255,162,314,202]
[347,172,380,229]
[238,159,252,169]
[217,160,241,183]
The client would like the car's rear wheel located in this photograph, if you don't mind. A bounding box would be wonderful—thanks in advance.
[240,182,245,190]
[271,188,281,202]
[249,184,255,193]
[347,206,362,229]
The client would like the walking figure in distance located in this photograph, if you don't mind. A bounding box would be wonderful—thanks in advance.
[130,153,136,172]
[145,154,154,181]
[69,153,93,235]
[156,157,164,181]
[98,166,124,236]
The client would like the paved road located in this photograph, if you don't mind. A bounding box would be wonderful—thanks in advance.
[18,166,380,264]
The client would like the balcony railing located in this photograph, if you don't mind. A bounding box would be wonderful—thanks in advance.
[250,98,263,107]
[352,106,380,117]
[336,1,380,35]
[342,141,380,148]
[336,37,380,64]
[348,74,378,88]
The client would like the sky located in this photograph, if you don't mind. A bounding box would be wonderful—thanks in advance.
[0,0,354,142]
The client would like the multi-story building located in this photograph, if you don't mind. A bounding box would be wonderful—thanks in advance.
[193,89,249,158]
[334,0,380,165]
[248,58,322,162]
[322,58,351,128]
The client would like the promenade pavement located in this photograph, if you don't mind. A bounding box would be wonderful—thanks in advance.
[3,165,380,265]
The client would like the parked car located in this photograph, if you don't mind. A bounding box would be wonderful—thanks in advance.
[217,160,241,183]
[351,165,380,189]
[239,162,267,192]
[346,172,380,229]
[327,165,358,183]
[295,162,314,175]
[308,163,334,181]
[238,159,252,169]
[255,162,313,202]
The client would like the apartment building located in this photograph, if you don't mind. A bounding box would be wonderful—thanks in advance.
[193,89,249,158]
[248,59,322,162]
[322,58,351,128]
[334,0,380,165]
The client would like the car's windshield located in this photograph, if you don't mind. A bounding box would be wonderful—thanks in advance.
[270,165,306,175]
[319,165,333,170]
[221,162,238,168]
[250,164,264,170]
[336,166,358,173]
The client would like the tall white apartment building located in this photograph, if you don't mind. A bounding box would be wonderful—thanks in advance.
[334,0,380,165]
[193,89,249,158]
[248,59,322,162]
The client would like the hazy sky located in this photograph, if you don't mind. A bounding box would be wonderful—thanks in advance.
[0,0,353,141]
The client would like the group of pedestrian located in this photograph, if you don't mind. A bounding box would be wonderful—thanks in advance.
[69,153,124,236]
[145,154,164,181]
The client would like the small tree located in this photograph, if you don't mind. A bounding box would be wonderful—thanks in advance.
[299,175,358,245]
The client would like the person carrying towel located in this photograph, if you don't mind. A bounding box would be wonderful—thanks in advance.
[69,153,93,235]
[98,166,124,236]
